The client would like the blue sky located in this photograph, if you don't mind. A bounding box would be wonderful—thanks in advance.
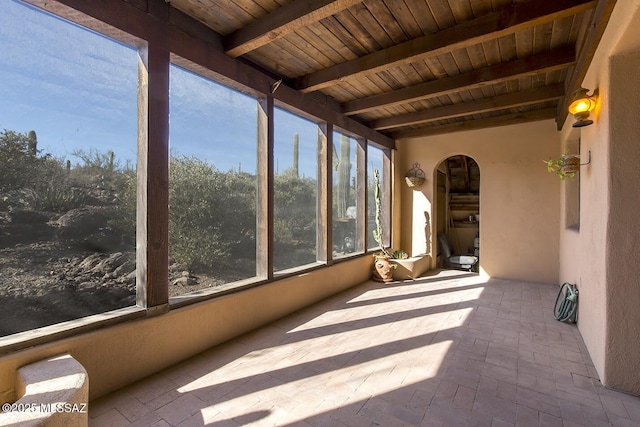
[0,1,139,164]
[0,0,379,178]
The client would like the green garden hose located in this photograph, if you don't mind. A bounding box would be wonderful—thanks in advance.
[554,282,578,323]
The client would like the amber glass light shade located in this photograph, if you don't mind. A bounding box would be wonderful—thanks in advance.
[568,88,597,127]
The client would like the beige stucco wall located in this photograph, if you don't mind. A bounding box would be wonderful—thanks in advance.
[0,256,372,403]
[558,0,640,395]
[396,121,561,284]
[606,52,640,394]
[558,87,610,382]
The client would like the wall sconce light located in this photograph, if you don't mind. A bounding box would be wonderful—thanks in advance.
[568,87,598,128]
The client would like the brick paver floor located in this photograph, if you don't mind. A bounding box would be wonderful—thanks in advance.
[90,270,640,426]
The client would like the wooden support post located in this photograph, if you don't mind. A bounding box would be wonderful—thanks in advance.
[257,96,274,279]
[136,36,170,310]
[317,123,333,264]
[382,148,392,248]
[356,137,367,253]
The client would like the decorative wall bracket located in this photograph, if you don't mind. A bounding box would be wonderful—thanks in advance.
[580,151,592,166]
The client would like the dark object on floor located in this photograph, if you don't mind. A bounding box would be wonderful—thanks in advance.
[554,282,578,323]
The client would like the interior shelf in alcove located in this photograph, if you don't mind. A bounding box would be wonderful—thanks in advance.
[442,156,480,255]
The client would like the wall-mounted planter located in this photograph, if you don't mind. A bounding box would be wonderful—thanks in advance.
[405,163,426,187]
[561,155,580,175]
[544,154,581,180]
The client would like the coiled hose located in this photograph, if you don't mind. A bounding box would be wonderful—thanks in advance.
[554,282,578,323]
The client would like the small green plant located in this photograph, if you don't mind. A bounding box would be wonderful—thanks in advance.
[390,249,409,260]
[544,154,579,181]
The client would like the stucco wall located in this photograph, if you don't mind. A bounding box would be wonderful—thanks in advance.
[558,0,640,395]
[606,52,640,394]
[558,119,610,379]
[0,256,372,402]
[397,121,561,284]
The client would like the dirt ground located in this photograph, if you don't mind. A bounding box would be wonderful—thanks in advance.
[0,209,304,338]
[0,240,134,337]
[0,234,248,338]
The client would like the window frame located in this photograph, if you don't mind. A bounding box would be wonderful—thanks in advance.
[0,0,395,353]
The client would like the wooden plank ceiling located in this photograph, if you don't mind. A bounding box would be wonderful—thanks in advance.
[168,0,616,139]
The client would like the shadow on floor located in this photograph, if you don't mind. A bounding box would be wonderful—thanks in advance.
[90,270,640,426]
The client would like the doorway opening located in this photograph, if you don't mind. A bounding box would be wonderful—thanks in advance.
[435,155,480,271]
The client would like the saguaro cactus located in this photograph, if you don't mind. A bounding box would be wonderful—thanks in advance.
[372,169,389,256]
[336,134,351,218]
[293,133,299,177]
[108,150,115,172]
[27,130,37,156]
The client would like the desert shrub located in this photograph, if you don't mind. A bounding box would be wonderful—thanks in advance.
[87,167,136,248]
[69,148,134,196]
[31,186,88,212]
[169,156,256,271]
[273,169,316,244]
[0,130,69,204]
[0,129,36,193]
[71,147,121,172]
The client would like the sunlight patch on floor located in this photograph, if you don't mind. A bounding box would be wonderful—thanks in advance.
[288,281,487,334]
[193,339,454,425]
[177,303,473,397]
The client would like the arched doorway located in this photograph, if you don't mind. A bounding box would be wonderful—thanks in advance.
[435,155,480,270]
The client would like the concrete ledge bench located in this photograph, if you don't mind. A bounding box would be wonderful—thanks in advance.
[0,354,88,427]
[392,254,431,280]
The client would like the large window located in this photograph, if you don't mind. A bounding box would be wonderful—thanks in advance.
[0,1,138,337]
[332,131,362,258]
[0,0,394,343]
[367,145,390,250]
[168,63,258,297]
[273,108,319,271]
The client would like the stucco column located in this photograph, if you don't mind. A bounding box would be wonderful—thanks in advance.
[604,51,640,395]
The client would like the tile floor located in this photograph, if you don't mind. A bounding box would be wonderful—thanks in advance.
[90,270,640,426]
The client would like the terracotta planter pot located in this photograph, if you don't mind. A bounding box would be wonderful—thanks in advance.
[372,256,394,283]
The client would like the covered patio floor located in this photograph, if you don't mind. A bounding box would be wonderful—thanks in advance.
[89,270,640,426]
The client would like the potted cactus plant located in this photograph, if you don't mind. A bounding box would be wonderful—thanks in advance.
[371,169,408,282]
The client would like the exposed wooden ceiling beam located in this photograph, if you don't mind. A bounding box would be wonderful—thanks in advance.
[342,47,575,116]
[224,0,362,57]
[390,108,558,139]
[556,0,617,129]
[371,84,564,130]
[21,0,156,44]
[293,0,596,93]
